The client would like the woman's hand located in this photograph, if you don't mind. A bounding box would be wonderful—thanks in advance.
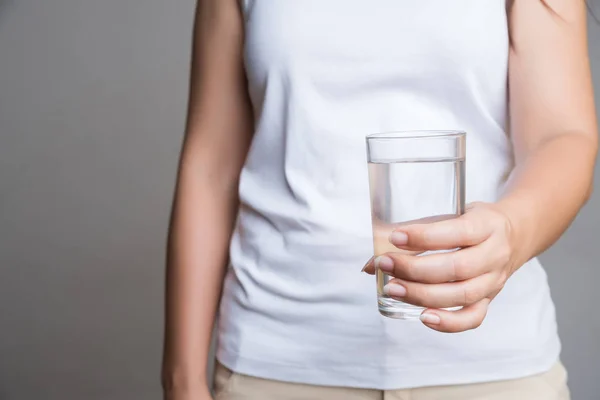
[364,202,524,333]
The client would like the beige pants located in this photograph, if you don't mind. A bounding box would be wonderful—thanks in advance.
[214,361,570,400]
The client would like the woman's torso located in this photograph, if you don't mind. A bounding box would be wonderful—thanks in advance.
[217,0,560,389]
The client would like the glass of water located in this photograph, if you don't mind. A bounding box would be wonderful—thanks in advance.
[366,130,466,319]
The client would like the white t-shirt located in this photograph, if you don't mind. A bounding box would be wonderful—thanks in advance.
[217,0,560,390]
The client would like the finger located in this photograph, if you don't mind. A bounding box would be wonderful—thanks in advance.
[383,273,498,309]
[362,248,424,275]
[371,215,457,256]
[372,223,428,257]
[361,256,376,274]
[365,217,455,275]
[390,214,491,251]
[373,214,459,230]
[419,298,491,333]
[380,240,498,283]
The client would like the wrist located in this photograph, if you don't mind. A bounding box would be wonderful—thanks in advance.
[163,386,211,400]
[161,367,208,393]
[495,195,537,268]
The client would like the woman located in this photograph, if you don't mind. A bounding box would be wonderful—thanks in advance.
[162,1,597,399]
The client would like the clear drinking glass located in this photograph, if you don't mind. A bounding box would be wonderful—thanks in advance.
[366,130,466,319]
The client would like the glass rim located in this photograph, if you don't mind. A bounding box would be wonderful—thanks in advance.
[366,129,466,140]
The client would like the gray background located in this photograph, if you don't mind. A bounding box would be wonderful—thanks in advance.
[0,1,598,399]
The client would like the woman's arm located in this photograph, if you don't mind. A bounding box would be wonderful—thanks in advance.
[365,0,597,333]
[499,0,597,259]
[162,0,252,397]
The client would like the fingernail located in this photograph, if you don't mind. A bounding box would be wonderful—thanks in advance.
[389,231,408,245]
[361,256,374,272]
[420,313,441,325]
[383,283,406,297]
[374,255,394,273]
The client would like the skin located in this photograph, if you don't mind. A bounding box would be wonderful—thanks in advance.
[161,1,252,399]
[364,0,598,333]
[163,0,597,397]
